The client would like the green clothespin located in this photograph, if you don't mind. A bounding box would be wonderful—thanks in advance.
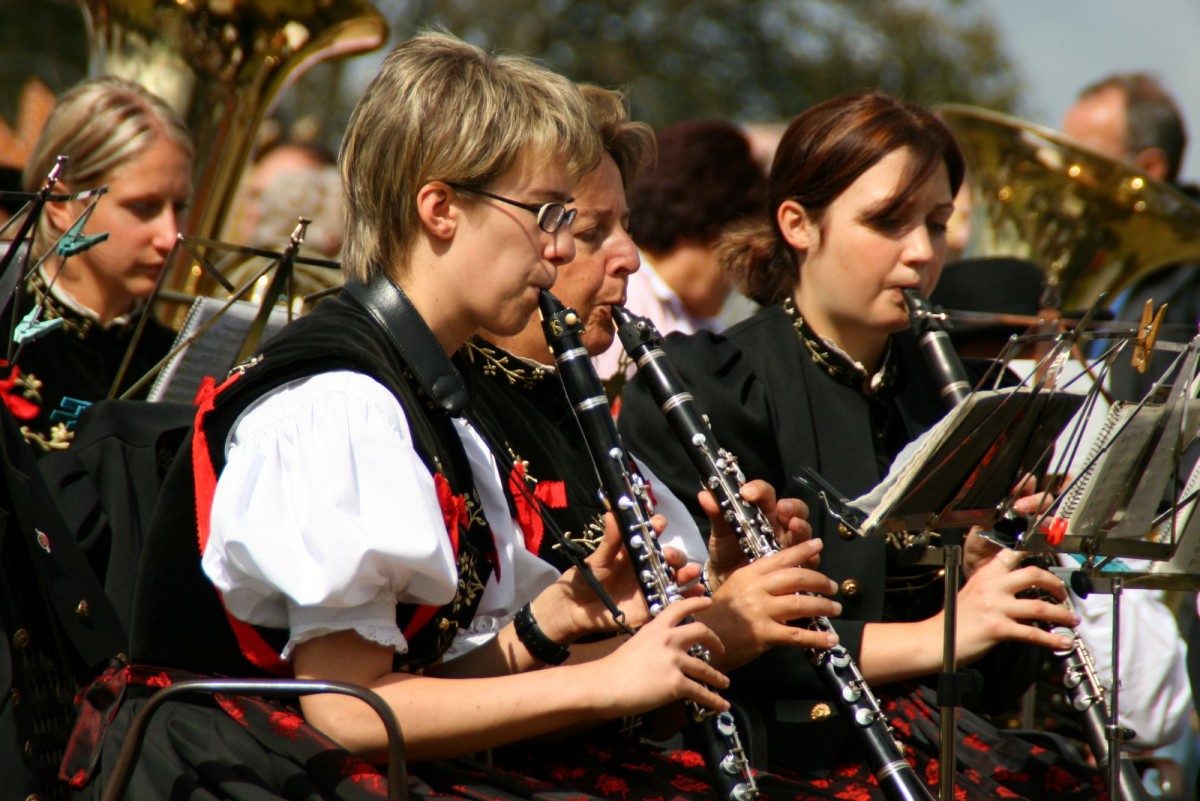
[56,214,108,257]
[14,306,64,345]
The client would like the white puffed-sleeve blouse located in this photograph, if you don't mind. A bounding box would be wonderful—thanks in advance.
[202,370,560,661]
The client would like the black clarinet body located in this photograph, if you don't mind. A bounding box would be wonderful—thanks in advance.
[903,289,1147,801]
[537,290,759,801]
[614,305,932,801]
[902,288,972,407]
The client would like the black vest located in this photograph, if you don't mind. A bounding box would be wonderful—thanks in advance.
[129,289,496,676]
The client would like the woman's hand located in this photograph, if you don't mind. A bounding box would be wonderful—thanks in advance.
[698,538,841,670]
[698,479,814,589]
[595,595,731,716]
[949,548,1079,666]
[964,474,1055,577]
[533,511,679,642]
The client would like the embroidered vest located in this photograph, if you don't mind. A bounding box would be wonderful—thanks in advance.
[194,290,497,672]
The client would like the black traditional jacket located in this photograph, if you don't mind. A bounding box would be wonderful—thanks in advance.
[618,301,1041,771]
[129,286,498,677]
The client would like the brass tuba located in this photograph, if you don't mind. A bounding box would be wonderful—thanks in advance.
[938,104,1200,312]
[78,0,387,294]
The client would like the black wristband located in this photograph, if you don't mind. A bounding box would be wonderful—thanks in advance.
[513,603,570,665]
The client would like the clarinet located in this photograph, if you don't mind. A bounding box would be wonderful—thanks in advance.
[537,290,759,801]
[903,290,1148,801]
[614,305,933,801]
[902,289,972,407]
[1024,557,1150,801]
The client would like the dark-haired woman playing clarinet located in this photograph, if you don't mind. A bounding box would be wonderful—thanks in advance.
[619,93,1104,800]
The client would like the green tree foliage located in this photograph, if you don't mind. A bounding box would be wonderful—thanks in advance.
[381,0,1021,127]
[0,0,1021,158]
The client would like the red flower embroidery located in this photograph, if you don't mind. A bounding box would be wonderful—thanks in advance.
[835,783,873,801]
[666,749,706,768]
[925,759,939,785]
[1044,764,1078,792]
[594,774,629,798]
[992,767,1030,783]
[0,362,39,420]
[145,672,173,688]
[342,757,387,793]
[996,787,1021,798]
[507,461,566,555]
[962,732,989,752]
[834,762,861,778]
[811,778,833,789]
[216,696,249,727]
[269,709,306,738]
[551,766,588,782]
[669,774,710,793]
[434,473,467,551]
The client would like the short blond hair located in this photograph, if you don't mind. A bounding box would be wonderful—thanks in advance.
[578,85,654,188]
[23,76,193,260]
[339,30,602,283]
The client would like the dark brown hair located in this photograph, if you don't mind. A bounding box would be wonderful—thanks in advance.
[627,119,766,253]
[722,93,965,305]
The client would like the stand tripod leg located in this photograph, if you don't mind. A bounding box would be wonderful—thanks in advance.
[939,544,961,801]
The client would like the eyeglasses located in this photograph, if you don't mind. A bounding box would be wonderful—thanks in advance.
[446,183,576,234]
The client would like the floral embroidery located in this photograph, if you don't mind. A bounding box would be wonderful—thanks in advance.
[145,672,173,688]
[269,709,306,739]
[665,750,705,769]
[464,338,549,388]
[668,774,710,793]
[508,459,568,554]
[0,362,41,419]
[595,774,630,798]
[216,696,249,727]
[434,472,467,550]
[341,757,387,793]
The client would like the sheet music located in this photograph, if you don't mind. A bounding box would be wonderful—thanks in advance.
[850,386,1084,535]
[1150,456,1200,576]
[147,296,291,405]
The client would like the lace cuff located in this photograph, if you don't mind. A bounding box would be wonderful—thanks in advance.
[282,596,407,660]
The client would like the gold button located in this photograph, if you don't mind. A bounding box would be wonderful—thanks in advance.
[25,794,40,801]
[810,702,832,721]
[12,628,30,651]
[23,739,33,760]
[840,579,860,598]
[75,600,91,620]
[10,688,20,707]
[837,523,856,541]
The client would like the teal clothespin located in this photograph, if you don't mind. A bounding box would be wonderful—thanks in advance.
[14,306,64,345]
[56,215,108,257]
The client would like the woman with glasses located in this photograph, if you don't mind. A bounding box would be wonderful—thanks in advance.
[66,33,734,801]
[619,93,1103,800]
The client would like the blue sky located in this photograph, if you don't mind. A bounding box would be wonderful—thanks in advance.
[981,0,1200,182]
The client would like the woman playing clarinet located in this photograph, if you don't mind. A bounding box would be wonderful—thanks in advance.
[619,92,1103,800]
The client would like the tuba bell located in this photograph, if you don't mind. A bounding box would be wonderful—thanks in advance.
[78,0,387,295]
[938,104,1200,312]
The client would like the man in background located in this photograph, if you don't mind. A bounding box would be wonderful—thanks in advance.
[1061,72,1198,402]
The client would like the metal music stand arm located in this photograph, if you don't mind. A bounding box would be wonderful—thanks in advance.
[99,678,409,801]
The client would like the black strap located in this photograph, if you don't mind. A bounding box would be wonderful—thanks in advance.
[342,275,468,414]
